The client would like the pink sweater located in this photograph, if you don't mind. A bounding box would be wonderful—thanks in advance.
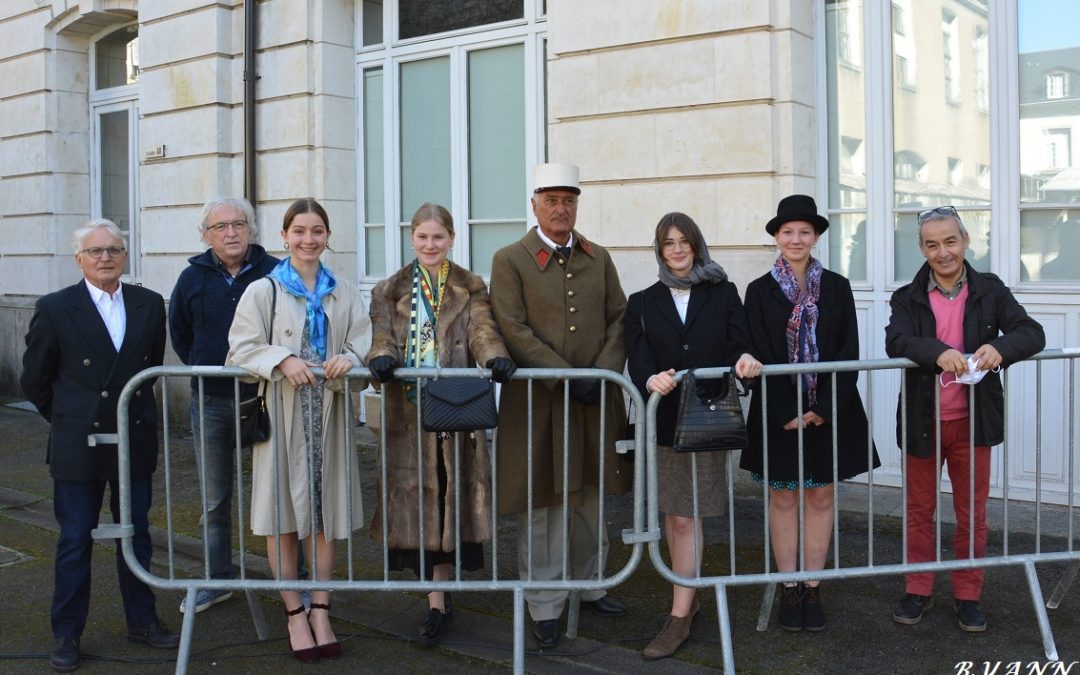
[929,284,969,420]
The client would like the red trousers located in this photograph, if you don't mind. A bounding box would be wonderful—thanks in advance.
[904,418,990,601]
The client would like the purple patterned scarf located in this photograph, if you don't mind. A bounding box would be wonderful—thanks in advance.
[771,255,823,405]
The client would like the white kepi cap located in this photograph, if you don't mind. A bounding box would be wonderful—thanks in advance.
[532,162,581,195]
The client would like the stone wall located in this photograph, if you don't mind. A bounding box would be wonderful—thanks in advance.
[545,0,818,294]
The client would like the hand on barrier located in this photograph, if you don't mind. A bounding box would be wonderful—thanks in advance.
[279,355,319,387]
[569,378,601,405]
[485,357,517,384]
[322,354,353,379]
[734,352,763,379]
[646,368,677,395]
[368,355,400,383]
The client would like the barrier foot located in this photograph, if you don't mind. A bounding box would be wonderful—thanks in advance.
[565,590,581,639]
[755,583,775,632]
[245,589,270,640]
[1046,559,1079,609]
[715,584,736,674]
[513,587,526,675]
[1024,562,1059,661]
[175,587,198,674]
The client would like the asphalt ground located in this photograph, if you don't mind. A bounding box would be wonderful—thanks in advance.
[1,395,1078,674]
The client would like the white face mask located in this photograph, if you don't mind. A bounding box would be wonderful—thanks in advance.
[940,355,1000,388]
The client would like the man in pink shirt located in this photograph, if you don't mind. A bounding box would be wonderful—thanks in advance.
[885,207,1044,632]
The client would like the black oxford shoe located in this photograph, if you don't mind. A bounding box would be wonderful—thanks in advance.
[49,636,80,672]
[127,618,180,649]
[581,595,627,617]
[532,619,560,648]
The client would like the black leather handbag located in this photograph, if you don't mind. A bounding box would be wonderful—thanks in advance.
[421,373,498,433]
[238,281,276,447]
[238,395,270,446]
[672,369,748,453]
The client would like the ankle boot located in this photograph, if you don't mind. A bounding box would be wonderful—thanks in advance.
[642,599,699,660]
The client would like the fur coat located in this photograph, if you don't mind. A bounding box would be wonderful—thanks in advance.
[365,261,509,551]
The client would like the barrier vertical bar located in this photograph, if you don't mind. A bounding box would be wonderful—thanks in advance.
[1036,360,1043,553]
[380,383,390,579]
[343,375,355,580]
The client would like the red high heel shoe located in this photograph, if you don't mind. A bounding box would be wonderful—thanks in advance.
[308,602,342,659]
[285,605,320,663]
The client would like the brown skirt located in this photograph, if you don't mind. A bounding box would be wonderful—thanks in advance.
[656,444,729,518]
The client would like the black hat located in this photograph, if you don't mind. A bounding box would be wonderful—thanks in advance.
[765,194,830,236]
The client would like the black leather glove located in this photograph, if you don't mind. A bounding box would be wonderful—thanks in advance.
[485,357,517,384]
[569,378,601,406]
[367,355,400,383]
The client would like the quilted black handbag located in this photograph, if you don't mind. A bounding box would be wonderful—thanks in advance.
[672,369,748,453]
[421,374,498,433]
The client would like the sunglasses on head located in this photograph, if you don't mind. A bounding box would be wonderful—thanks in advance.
[918,205,960,223]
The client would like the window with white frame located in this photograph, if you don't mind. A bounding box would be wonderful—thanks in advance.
[1045,72,1068,99]
[825,0,992,285]
[942,11,960,103]
[974,27,989,112]
[90,24,140,278]
[357,0,545,280]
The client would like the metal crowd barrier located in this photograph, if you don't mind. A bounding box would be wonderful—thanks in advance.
[644,351,1080,674]
[100,365,645,674]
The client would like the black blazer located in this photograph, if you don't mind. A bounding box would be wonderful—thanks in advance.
[20,281,166,481]
[739,268,879,482]
[625,279,753,446]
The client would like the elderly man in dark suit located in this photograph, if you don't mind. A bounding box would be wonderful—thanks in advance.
[21,219,177,673]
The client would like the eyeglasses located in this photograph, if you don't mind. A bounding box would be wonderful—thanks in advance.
[79,246,126,259]
[917,205,960,223]
[662,240,693,251]
[539,196,578,209]
[207,221,249,233]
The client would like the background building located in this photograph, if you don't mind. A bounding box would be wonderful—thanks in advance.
[1,0,1076,502]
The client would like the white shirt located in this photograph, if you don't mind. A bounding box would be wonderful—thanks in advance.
[534,226,574,253]
[85,279,126,351]
[669,286,691,323]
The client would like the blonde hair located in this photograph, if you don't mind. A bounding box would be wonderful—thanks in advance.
[409,202,454,235]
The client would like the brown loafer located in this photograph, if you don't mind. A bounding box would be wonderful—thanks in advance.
[642,599,699,660]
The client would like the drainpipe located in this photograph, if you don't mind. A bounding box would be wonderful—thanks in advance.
[243,0,258,204]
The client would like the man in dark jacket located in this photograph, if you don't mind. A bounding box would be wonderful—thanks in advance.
[885,206,1044,633]
[22,219,177,672]
[168,197,278,614]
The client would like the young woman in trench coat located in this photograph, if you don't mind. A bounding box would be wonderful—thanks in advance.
[228,198,370,661]
[365,202,515,646]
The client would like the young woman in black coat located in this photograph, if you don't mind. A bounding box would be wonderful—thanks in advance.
[626,212,761,659]
[739,195,880,633]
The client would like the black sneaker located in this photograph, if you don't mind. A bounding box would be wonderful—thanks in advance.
[893,593,933,625]
[778,583,802,631]
[954,599,987,632]
[801,584,825,632]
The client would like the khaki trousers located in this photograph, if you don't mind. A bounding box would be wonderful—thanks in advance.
[517,485,609,621]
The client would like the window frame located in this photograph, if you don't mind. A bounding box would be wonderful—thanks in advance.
[89,22,140,281]
[354,0,547,284]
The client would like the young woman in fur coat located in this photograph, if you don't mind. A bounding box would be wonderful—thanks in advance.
[365,202,516,646]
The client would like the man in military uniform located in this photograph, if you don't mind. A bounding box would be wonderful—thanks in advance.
[490,163,631,648]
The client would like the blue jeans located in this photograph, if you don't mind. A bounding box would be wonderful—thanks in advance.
[52,477,157,637]
[191,395,238,580]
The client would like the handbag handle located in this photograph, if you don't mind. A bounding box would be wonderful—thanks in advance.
[258,280,277,398]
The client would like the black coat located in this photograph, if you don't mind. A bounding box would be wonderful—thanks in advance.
[625,280,753,447]
[20,282,166,481]
[885,261,1045,458]
[739,268,880,483]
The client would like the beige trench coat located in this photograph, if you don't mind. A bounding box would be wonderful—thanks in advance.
[489,228,631,514]
[365,262,509,551]
[227,276,370,540]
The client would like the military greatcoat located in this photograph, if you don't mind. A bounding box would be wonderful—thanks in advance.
[489,227,631,514]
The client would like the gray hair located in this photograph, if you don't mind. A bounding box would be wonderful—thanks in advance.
[71,219,126,254]
[198,197,258,243]
[917,212,969,244]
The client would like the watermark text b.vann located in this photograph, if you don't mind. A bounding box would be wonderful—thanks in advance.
[956,663,1080,675]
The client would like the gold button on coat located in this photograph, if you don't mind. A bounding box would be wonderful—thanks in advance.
[569,325,577,332]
